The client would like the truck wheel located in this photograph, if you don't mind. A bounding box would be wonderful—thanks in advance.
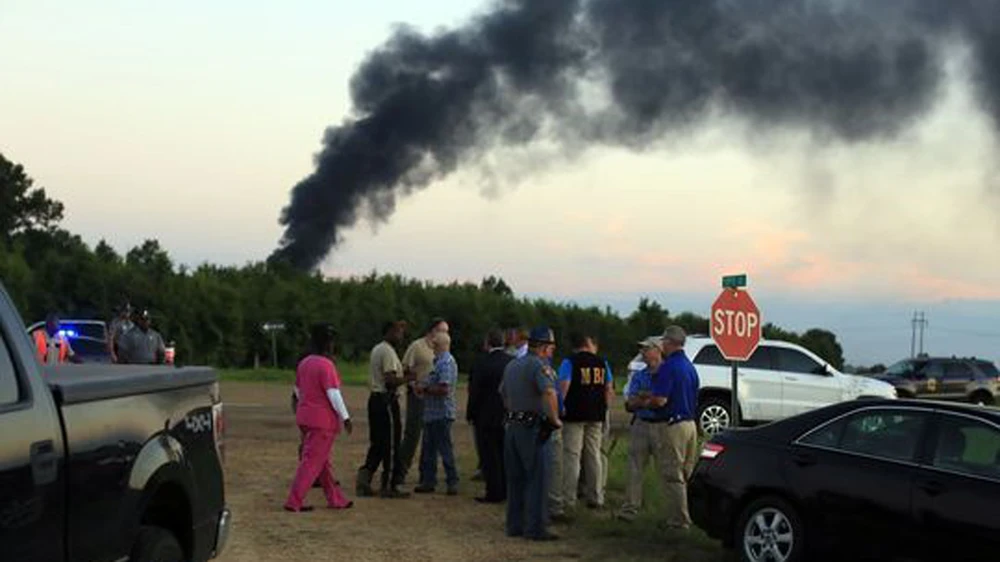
[131,526,184,562]
[698,396,734,436]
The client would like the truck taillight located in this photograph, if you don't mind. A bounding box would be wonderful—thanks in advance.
[212,403,226,465]
[700,443,726,461]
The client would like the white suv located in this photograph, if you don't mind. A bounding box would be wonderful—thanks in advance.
[626,335,896,435]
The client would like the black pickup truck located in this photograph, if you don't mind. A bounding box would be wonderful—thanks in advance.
[0,283,230,561]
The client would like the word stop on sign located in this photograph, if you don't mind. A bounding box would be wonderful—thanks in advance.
[712,308,760,338]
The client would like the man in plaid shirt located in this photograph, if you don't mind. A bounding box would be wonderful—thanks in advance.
[414,332,460,495]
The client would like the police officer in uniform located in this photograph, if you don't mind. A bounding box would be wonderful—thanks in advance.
[500,326,562,542]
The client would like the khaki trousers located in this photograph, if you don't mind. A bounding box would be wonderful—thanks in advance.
[650,420,698,528]
[620,419,698,526]
[620,420,654,518]
[562,421,603,508]
[598,411,611,505]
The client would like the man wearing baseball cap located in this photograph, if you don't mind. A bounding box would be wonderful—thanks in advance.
[499,326,563,542]
[617,335,665,522]
[648,326,700,529]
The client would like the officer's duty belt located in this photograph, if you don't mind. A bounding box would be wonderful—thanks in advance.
[506,411,540,425]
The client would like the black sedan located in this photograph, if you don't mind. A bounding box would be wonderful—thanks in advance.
[688,399,1000,561]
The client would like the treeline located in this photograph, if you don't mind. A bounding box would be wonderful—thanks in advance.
[0,152,845,370]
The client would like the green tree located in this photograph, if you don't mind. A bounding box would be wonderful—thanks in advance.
[626,298,669,337]
[0,153,64,239]
[799,328,845,371]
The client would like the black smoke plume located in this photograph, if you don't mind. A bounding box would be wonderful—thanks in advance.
[271,0,1000,271]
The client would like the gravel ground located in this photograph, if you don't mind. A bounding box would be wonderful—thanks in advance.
[215,381,603,562]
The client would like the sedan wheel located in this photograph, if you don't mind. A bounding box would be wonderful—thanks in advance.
[738,497,804,562]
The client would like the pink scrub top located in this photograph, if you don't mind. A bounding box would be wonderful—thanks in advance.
[295,355,343,430]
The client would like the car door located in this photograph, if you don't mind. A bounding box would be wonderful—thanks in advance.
[941,361,974,401]
[914,361,946,399]
[0,325,65,561]
[692,344,781,421]
[912,412,1000,561]
[788,407,930,559]
[775,346,843,417]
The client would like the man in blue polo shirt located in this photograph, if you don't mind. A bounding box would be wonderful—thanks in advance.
[647,325,700,529]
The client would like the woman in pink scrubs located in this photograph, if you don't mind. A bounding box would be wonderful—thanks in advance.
[284,323,354,512]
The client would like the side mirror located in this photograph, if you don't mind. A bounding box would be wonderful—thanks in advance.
[812,364,832,376]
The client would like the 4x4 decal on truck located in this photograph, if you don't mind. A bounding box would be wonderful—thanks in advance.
[184,412,213,434]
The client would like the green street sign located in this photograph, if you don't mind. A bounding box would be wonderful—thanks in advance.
[722,274,747,289]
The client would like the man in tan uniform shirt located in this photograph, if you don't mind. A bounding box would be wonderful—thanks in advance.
[357,320,411,498]
[396,318,449,484]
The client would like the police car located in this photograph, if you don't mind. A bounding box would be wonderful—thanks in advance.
[626,335,896,435]
[26,319,112,363]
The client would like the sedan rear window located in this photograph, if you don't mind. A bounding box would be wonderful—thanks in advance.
[931,415,1000,481]
[800,409,928,463]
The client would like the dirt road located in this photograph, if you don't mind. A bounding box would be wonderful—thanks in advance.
[215,382,605,562]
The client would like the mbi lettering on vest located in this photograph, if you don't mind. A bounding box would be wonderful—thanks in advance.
[563,351,608,423]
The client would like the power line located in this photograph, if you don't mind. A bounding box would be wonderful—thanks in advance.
[926,326,1000,339]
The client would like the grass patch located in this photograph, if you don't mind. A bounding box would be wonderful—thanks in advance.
[568,432,729,562]
[219,362,370,386]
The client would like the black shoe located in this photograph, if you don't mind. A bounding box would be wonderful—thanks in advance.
[526,532,560,542]
[549,513,573,524]
[475,496,504,504]
[381,487,412,499]
[413,485,435,494]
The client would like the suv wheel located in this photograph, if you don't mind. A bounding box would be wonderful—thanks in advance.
[698,396,733,435]
[969,391,995,407]
[737,496,805,562]
[131,525,184,562]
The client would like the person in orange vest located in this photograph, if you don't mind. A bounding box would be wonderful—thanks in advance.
[32,313,80,365]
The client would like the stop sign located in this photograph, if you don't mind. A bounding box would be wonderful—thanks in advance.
[710,289,762,361]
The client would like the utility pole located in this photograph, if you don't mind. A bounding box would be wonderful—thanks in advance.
[918,312,928,356]
[911,311,928,357]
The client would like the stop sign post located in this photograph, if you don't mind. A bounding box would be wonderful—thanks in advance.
[711,276,762,429]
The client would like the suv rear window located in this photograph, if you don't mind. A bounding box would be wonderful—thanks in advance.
[693,344,774,370]
[944,362,974,381]
[976,361,999,379]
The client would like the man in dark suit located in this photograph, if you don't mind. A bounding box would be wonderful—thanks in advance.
[467,328,513,503]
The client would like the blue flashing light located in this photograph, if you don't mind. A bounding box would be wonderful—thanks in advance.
[58,329,78,338]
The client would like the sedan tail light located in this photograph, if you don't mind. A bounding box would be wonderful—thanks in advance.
[700,442,726,460]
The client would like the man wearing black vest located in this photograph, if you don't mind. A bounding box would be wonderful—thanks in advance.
[557,332,614,511]
[467,329,513,503]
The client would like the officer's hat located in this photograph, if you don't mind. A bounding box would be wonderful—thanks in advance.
[528,326,556,345]
[310,322,338,342]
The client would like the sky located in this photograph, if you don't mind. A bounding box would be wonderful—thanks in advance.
[1,1,999,365]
